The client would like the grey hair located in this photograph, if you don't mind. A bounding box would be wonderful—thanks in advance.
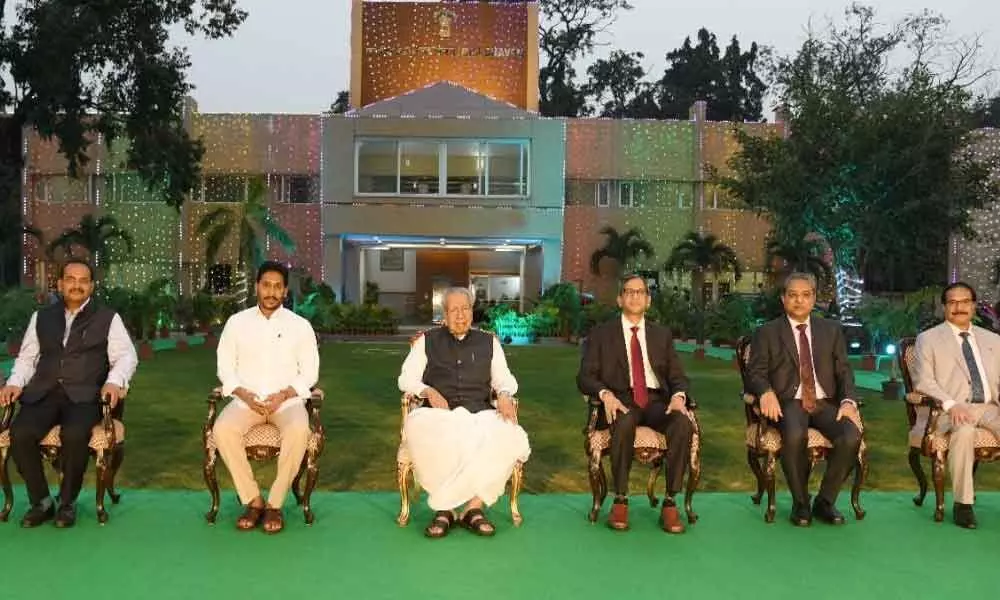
[442,286,475,310]
[783,272,817,293]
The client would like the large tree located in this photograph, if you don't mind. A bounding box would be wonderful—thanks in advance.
[654,29,766,121]
[330,90,350,114]
[0,0,247,210]
[538,0,632,117]
[720,5,999,294]
[585,50,659,118]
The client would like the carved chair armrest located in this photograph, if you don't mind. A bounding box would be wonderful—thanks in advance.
[905,391,941,408]
[0,403,13,431]
[306,388,324,435]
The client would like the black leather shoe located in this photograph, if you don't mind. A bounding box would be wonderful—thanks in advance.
[20,503,55,528]
[54,504,77,528]
[812,498,846,525]
[953,503,977,529]
[789,503,812,527]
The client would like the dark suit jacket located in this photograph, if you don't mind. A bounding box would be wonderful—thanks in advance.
[746,316,856,404]
[577,317,689,406]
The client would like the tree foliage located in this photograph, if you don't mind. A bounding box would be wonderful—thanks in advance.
[719,4,1000,292]
[0,0,247,209]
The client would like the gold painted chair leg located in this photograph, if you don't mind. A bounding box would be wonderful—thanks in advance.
[646,462,660,508]
[397,461,412,526]
[510,461,524,526]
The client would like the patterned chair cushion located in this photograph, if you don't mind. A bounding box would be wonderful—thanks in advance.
[205,423,321,452]
[746,412,867,455]
[907,405,1000,452]
[587,426,667,452]
[0,420,125,451]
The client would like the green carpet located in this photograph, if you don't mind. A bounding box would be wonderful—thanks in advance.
[2,489,996,599]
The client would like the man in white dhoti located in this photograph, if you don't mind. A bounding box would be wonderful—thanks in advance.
[213,261,320,534]
[398,287,531,538]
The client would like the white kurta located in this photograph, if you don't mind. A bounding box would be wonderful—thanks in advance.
[398,333,531,511]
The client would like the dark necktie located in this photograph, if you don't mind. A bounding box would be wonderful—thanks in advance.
[630,326,648,408]
[796,324,817,413]
[959,332,986,403]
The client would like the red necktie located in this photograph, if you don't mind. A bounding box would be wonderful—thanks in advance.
[630,326,648,408]
[796,324,817,413]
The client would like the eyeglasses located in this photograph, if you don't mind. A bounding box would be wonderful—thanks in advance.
[621,289,648,297]
[945,299,974,308]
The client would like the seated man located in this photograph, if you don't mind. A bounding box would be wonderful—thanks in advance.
[0,259,137,528]
[913,282,1000,529]
[577,273,693,533]
[746,272,861,527]
[398,287,530,538]
[213,261,319,534]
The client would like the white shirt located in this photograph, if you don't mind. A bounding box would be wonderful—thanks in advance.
[621,315,661,389]
[7,299,138,389]
[397,331,518,399]
[217,305,320,414]
[947,321,993,405]
[787,316,831,401]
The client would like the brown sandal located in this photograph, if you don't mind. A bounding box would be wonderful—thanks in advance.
[237,505,264,530]
[262,508,284,534]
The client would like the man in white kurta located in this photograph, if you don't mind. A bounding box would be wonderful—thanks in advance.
[213,261,320,534]
[398,288,530,537]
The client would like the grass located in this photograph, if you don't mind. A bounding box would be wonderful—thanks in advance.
[6,341,994,496]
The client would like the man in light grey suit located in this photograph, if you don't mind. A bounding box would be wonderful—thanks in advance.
[913,282,1000,528]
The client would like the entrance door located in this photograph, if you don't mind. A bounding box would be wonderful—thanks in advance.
[431,277,451,322]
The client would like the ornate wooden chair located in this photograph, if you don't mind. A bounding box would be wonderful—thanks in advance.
[202,387,325,525]
[396,391,525,527]
[899,337,1000,521]
[736,335,868,523]
[582,391,702,525]
[0,385,126,524]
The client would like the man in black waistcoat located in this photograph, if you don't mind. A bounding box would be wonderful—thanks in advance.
[397,287,530,538]
[577,273,694,533]
[0,259,138,528]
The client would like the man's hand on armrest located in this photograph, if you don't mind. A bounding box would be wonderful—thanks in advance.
[0,385,22,407]
[496,392,516,422]
[423,387,449,410]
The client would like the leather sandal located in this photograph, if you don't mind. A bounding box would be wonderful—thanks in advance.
[460,508,496,536]
[237,504,264,530]
[424,510,455,538]
[262,508,284,534]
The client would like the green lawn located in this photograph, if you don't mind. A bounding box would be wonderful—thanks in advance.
[6,341,993,496]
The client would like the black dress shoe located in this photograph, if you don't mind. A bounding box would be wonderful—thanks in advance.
[54,504,77,528]
[20,503,55,528]
[789,503,812,527]
[953,503,977,529]
[812,498,846,525]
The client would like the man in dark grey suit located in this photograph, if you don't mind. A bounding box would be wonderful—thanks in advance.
[746,272,861,526]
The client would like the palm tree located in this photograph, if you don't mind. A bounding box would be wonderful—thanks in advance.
[589,226,655,279]
[663,231,742,308]
[766,237,833,287]
[48,214,134,281]
[196,177,295,304]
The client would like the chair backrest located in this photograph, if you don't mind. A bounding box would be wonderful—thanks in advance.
[899,336,918,427]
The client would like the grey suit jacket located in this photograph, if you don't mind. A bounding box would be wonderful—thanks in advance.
[913,322,1000,411]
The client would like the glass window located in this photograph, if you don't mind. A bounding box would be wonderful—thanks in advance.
[619,181,634,207]
[204,175,246,203]
[596,181,611,207]
[486,142,524,196]
[357,140,398,194]
[446,141,483,195]
[399,141,439,195]
[281,175,317,203]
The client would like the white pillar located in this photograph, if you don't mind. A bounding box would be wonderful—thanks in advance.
[358,248,366,304]
[519,248,526,313]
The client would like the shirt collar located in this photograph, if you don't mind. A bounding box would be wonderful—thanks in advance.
[946,320,973,337]
[787,315,811,330]
[66,297,91,317]
[254,304,286,320]
[621,314,645,331]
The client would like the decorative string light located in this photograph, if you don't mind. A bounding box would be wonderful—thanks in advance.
[953,128,1000,303]
[360,2,529,109]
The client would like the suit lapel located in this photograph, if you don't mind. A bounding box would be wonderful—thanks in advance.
[945,325,971,378]
[613,321,629,375]
[974,327,999,399]
[779,319,800,367]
